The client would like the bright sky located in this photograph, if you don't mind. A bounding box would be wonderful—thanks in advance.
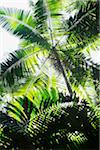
[0,0,100,64]
[0,0,29,62]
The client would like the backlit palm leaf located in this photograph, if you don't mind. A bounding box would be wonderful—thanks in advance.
[0,7,50,49]
[30,0,48,33]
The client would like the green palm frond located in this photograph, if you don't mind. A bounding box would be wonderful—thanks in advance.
[0,7,50,49]
[72,0,96,10]
[63,1,98,44]
[16,83,59,114]
[0,45,49,87]
[20,101,99,149]
[0,1,99,149]
[0,98,99,149]
[61,49,98,100]
[92,64,100,101]
[56,45,99,102]
[54,0,99,101]
[0,110,33,149]
[0,0,99,100]
[30,0,48,33]
[30,0,68,37]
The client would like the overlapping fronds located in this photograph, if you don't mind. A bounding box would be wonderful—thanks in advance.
[0,97,99,149]
[0,1,99,149]
[0,45,65,99]
[30,0,68,37]
[0,0,99,99]
[55,0,99,101]
[59,46,99,102]
[0,7,50,49]
[0,45,49,87]
[64,1,98,43]
[27,101,99,149]
[30,0,48,33]
[12,74,59,108]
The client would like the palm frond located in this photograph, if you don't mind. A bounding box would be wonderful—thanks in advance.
[30,0,48,34]
[0,92,100,150]
[0,1,99,149]
[0,45,49,88]
[0,7,50,49]
[27,101,99,149]
[12,75,59,114]
[60,47,99,102]
[63,1,98,44]
[54,1,99,102]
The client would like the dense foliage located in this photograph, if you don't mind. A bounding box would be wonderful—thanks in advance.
[0,0,99,149]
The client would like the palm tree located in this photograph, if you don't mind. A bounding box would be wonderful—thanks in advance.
[0,0,99,149]
[0,0,99,100]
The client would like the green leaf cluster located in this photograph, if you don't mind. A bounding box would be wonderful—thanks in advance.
[0,0,99,149]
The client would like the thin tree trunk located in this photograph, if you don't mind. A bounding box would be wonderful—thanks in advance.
[52,47,73,98]
[46,1,73,98]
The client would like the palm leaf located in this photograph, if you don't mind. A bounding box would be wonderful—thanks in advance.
[63,1,98,44]
[30,0,48,34]
[0,45,49,87]
[1,99,99,149]
[0,7,50,49]
[0,5,74,96]
[27,101,99,149]
[0,1,99,149]
[54,1,99,101]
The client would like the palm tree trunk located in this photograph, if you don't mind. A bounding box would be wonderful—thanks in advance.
[52,47,73,98]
